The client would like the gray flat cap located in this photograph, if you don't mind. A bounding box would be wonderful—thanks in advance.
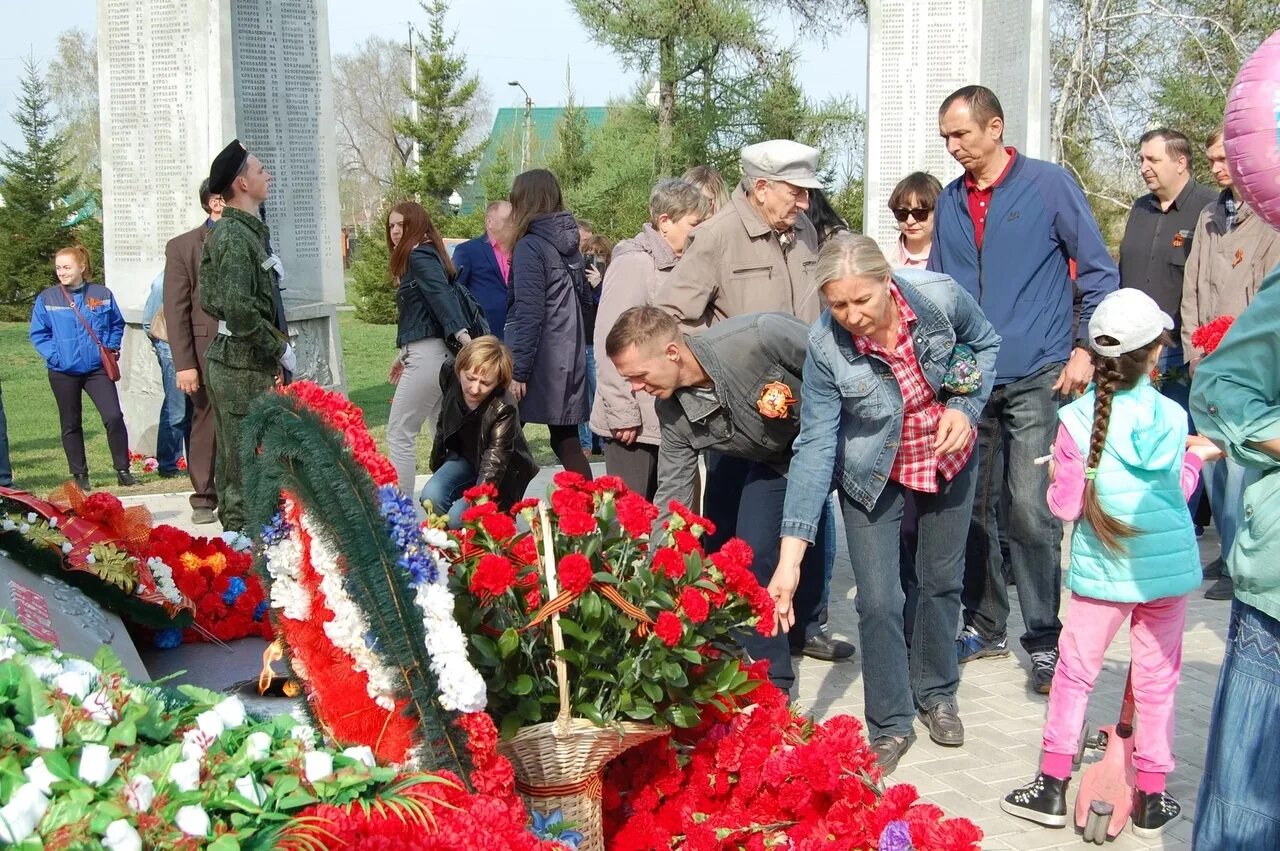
[740,139,823,189]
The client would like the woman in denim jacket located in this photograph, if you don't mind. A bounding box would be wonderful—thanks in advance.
[770,233,1000,775]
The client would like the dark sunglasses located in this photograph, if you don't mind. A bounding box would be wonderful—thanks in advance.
[892,207,932,223]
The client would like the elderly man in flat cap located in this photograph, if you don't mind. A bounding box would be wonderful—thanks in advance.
[199,140,294,534]
[651,139,852,663]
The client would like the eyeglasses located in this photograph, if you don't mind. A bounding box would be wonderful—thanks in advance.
[892,207,931,223]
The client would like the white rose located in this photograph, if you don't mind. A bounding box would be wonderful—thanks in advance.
[53,670,94,700]
[26,656,64,682]
[303,751,333,783]
[61,541,73,554]
[84,690,118,725]
[341,746,376,768]
[174,804,210,837]
[0,783,49,844]
[2,517,16,531]
[26,512,37,523]
[78,743,121,787]
[23,757,58,795]
[102,819,143,851]
[244,731,273,761]
[18,523,30,534]
[235,774,266,806]
[168,757,201,792]
[62,657,99,678]
[181,728,213,761]
[213,696,246,729]
[27,714,62,750]
[195,709,225,739]
[290,724,316,746]
[124,775,155,812]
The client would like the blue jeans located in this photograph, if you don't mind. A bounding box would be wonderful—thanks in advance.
[0,380,11,487]
[1194,600,1280,847]
[578,345,599,452]
[843,457,976,740]
[962,363,1064,652]
[152,340,191,473]
[1207,458,1251,567]
[420,454,476,528]
[702,454,825,692]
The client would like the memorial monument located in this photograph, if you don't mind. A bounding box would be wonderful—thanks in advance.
[863,0,1050,249]
[97,0,346,453]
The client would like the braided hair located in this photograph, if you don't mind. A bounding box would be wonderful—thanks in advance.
[1080,332,1173,552]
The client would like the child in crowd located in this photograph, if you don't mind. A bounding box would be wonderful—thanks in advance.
[1002,289,1221,837]
[421,336,539,527]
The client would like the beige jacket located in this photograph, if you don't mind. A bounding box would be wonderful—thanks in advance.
[590,224,672,445]
[653,189,821,326]
[1181,192,1280,359]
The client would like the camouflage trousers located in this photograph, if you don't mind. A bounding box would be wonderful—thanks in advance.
[205,359,278,534]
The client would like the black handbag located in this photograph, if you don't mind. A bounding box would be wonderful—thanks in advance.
[445,266,492,353]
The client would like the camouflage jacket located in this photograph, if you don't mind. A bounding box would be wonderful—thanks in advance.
[199,207,286,372]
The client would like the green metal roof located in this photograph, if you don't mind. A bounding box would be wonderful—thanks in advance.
[461,106,609,213]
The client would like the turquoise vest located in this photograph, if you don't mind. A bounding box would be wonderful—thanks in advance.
[1059,381,1201,602]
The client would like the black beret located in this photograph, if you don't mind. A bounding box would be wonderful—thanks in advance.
[208,139,248,195]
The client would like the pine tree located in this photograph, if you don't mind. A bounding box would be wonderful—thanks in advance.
[547,67,593,195]
[0,58,79,318]
[479,144,515,205]
[394,0,486,214]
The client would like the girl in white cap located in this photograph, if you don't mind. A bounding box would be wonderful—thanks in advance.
[1002,288,1221,837]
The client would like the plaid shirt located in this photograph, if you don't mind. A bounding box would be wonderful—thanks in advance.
[853,285,976,492]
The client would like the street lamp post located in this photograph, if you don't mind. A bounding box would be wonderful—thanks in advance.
[508,80,533,172]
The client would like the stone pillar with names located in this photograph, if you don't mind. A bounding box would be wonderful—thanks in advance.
[97,0,345,454]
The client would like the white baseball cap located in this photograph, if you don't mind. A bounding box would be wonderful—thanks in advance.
[1088,288,1173,357]
[740,140,824,189]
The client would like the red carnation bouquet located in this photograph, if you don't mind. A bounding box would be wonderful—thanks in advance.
[1191,314,1235,356]
[447,472,775,737]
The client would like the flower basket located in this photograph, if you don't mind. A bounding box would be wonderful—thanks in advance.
[496,504,668,851]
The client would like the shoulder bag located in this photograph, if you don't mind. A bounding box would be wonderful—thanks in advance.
[60,285,121,382]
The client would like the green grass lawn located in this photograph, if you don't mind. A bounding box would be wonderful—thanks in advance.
[1,313,555,498]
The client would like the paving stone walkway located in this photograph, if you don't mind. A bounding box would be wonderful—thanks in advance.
[123,467,1229,849]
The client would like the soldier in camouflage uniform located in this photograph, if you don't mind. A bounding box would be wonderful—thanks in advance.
[199,140,294,533]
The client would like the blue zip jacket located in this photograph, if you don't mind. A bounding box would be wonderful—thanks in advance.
[928,152,1118,385]
[30,282,125,375]
[781,270,1001,541]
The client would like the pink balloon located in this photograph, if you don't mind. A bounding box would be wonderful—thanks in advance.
[1224,30,1280,232]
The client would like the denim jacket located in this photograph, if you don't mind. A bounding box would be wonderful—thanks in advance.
[781,269,1001,541]
[652,312,810,516]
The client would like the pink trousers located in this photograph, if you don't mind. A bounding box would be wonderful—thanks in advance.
[1042,592,1188,777]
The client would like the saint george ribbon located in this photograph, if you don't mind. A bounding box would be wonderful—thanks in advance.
[524,582,655,637]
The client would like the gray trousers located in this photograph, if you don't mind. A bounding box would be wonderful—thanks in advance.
[386,336,450,495]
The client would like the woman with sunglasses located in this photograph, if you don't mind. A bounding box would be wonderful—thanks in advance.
[889,172,943,270]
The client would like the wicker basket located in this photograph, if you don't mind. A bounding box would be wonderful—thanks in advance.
[496,504,668,851]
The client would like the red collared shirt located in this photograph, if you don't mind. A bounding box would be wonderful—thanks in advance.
[964,147,1017,248]
[853,285,976,493]
[490,236,511,284]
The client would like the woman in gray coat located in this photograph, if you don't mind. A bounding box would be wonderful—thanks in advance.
[590,179,711,498]
[503,169,594,479]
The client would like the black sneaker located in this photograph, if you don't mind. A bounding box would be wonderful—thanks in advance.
[790,632,855,661]
[1001,773,1069,827]
[116,470,139,487]
[1131,790,1181,838]
[1202,556,1224,579]
[1030,648,1058,694]
[1205,575,1234,601]
[72,473,91,490]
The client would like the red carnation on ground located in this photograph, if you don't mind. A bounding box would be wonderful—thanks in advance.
[680,587,710,624]
[652,547,686,580]
[470,554,517,598]
[1191,314,1235,355]
[551,487,595,515]
[479,512,517,541]
[672,530,703,555]
[588,474,628,495]
[616,492,659,538]
[463,483,499,502]
[460,502,499,523]
[553,470,587,489]
[557,511,598,537]
[654,610,683,647]
[669,501,716,537]
[557,553,594,595]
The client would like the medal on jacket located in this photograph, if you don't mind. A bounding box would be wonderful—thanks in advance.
[757,381,797,419]
[1233,249,1245,268]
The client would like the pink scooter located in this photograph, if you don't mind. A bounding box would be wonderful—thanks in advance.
[1072,669,1137,844]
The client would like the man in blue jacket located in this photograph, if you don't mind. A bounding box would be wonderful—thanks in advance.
[452,201,512,339]
[929,85,1118,694]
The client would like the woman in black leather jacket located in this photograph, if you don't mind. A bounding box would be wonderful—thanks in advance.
[385,201,473,496]
[421,336,539,526]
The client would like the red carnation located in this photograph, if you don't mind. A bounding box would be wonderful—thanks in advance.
[589,475,628,495]
[654,610,683,647]
[510,535,539,566]
[670,502,716,537]
[558,511,598,537]
[469,555,517,598]
[553,470,587,489]
[616,492,659,538]
[672,530,702,555]
[463,483,499,502]
[480,512,517,541]
[1191,314,1235,356]
[652,547,686,580]
[509,497,539,515]
[551,487,595,515]
[680,587,710,624]
[460,502,499,523]
[557,553,594,595]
